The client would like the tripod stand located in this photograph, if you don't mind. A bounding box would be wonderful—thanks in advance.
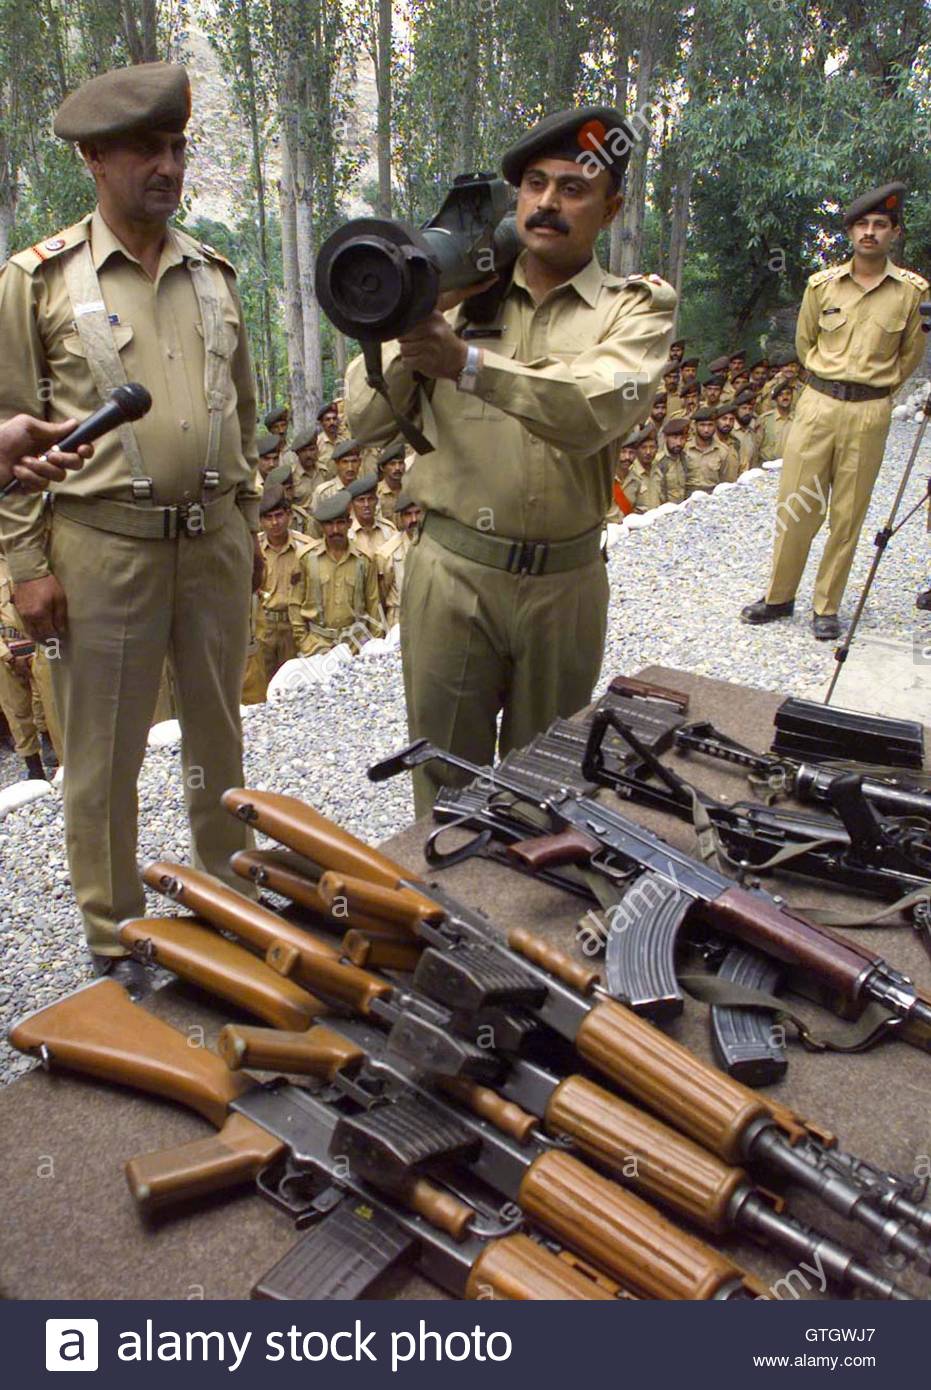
[825,389,931,704]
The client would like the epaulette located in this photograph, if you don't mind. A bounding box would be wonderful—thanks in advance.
[808,265,844,287]
[7,219,91,275]
[623,272,678,310]
[304,538,327,556]
[173,225,237,273]
[900,267,929,291]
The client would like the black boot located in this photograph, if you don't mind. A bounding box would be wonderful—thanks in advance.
[918,588,931,612]
[812,613,842,641]
[40,732,59,771]
[22,753,46,780]
[740,598,795,625]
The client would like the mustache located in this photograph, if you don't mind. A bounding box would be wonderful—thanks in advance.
[526,211,570,234]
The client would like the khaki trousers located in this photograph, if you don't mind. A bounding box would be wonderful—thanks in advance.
[401,530,609,817]
[765,387,892,615]
[0,656,40,757]
[48,508,256,954]
[256,609,297,684]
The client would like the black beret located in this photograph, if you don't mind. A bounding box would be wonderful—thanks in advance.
[629,424,657,447]
[843,181,906,226]
[257,433,282,457]
[670,338,686,349]
[772,381,795,399]
[749,359,766,371]
[265,463,292,485]
[662,362,680,376]
[708,355,730,374]
[259,483,289,516]
[332,438,363,462]
[693,407,716,422]
[768,349,795,368]
[679,356,700,368]
[54,62,191,142]
[652,391,667,404]
[347,474,378,499]
[501,106,633,188]
[680,381,701,395]
[377,439,406,466]
[314,489,352,522]
[661,417,689,436]
[702,374,725,388]
[395,491,417,512]
[728,350,746,362]
[292,427,318,452]
[714,402,737,419]
[316,401,338,420]
[731,389,756,408]
[264,406,288,427]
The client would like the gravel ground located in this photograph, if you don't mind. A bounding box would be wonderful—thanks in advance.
[1,417,929,1084]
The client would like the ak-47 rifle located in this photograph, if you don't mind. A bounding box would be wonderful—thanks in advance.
[121,912,915,1300]
[210,797,931,1265]
[9,980,625,1302]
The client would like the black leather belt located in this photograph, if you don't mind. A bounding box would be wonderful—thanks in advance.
[807,374,891,403]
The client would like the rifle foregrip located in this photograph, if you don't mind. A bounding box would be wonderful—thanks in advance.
[9,979,249,1129]
[317,870,442,932]
[545,1075,745,1235]
[218,1023,365,1079]
[440,1077,538,1143]
[465,1235,625,1301]
[117,918,324,1032]
[390,1174,474,1240]
[265,940,394,1014]
[221,788,414,890]
[518,1150,762,1301]
[126,1113,284,1214]
[507,927,599,994]
[575,999,769,1165]
[342,930,424,972]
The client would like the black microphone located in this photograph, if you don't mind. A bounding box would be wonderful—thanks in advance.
[0,382,153,499]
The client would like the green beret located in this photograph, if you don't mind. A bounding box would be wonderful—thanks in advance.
[332,438,362,462]
[714,402,736,419]
[661,417,689,436]
[264,406,288,428]
[843,181,906,227]
[768,349,794,368]
[501,106,633,188]
[259,483,289,516]
[257,433,281,458]
[314,489,352,523]
[54,62,191,142]
[394,491,416,512]
[347,474,377,499]
[629,424,657,448]
[292,427,318,452]
[377,439,406,466]
[266,463,292,485]
[693,406,716,422]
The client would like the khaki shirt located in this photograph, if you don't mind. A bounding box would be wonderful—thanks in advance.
[290,540,384,657]
[732,421,761,472]
[758,408,795,461]
[652,450,688,503]
[0,554,27,662]
[0,210,259,582]
[376,478,403,527]
[258,531,312,612]
[316,426,348,476]
[346,252,675,541]
[348,516,398,562]
[620,459,661,512]
[376,527,411,627]
[684,440,732,493]
[796,257,929,388]
[715,433,742,482]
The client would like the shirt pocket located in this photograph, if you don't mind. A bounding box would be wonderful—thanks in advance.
[194,316,239,358]
[817,309,848,334]
[60,323,135,358]
[864,310,907,361]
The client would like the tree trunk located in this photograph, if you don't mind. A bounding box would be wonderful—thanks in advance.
[375,0,392,216]
[236,0,276,404]
[608,31,630,275]
[617,18,655,276]
[291,96,324,422]
[456,0,479,170]
[278,131,309,430]
[121,0,159,63]
[666,154,691,323]
[334,330,348,390]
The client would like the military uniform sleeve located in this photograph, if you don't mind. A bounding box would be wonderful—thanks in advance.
[895,289,929,388]
[362,556,385,639]
[289,556,315,655]
[794,283,818,369]
[345,342,422,448]
[473,280,675,456]
[0,264,53,582]
[228,276,261,530]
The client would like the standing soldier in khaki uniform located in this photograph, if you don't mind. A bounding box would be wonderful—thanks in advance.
[290,426,324,507]
[377,491,422,627]
[757,382,797,461]
[310,438,364,513]
[0,63,261,973]
[346,106,674,812]
[290,491,384,657]
[713,403,742,480]
[315,400,348,475]
[684,407,733,493]
[653,417,689,500]
[731,389,762,471]
[648,391,668,433]
[620,426,662,512]
[742,183,929,639]
[668,338,686,364]
[347,474,397,560]
[661,362,682,415]
[375,440,406,526]
[0,551,60,778]
[254,481,312,686]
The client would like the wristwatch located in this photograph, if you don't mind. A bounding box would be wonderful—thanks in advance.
[456,344,482,394]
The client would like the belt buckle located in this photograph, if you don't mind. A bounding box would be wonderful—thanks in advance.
[181,501,206,537]
[513,540,547,575]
